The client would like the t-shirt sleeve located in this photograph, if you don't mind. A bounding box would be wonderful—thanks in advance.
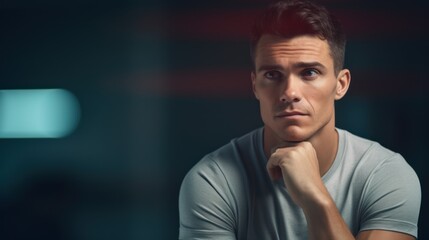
[358,153,421,238]
[179,156,237,240]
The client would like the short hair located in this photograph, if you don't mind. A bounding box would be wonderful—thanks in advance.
[250,0,346,74]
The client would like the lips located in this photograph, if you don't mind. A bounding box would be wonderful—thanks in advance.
[275,111,307,118]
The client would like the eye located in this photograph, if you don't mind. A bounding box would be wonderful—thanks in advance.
[301,69,320,80]
[263,70,282,81]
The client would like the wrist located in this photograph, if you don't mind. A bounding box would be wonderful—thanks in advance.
[301,191,334,215]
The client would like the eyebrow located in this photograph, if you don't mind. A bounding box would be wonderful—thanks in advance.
[257,61,327,73]
[293,62,327,71]
[257,64,283,72]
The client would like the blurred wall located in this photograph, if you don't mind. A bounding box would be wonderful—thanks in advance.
[1,0,428,239]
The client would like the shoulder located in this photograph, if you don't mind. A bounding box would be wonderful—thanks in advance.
[180,128,261,208]
[338,130,421,238]
[178,129,260,238]
[186,128,262,185]
[358,151,421,238]
[180,127,261,203]
[339,129,401,170]
[179,152,239,237]
[339,129,419,189]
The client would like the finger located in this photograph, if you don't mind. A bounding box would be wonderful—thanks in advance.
[267,154,283,180]
[267,165,283,180]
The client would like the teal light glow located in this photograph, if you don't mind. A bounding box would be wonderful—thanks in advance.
[0,89,80,138]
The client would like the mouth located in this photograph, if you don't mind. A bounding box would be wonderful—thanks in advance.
[275,111,307,118]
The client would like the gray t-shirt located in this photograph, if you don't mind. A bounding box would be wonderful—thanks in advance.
[179,128,421,239]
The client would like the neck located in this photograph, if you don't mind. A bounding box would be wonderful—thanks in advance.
[310,126,339,176]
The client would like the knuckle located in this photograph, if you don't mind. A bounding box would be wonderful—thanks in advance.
[287,149,298,159]
[302,141,311,148]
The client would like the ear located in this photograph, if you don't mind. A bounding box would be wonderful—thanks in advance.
[251,71,259,100]
[335,69,351,100]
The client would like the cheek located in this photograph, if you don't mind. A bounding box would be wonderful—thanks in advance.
[257,92,277,119]
[256,84,278,104]
[260,98,273,115]
[306,84,336,115]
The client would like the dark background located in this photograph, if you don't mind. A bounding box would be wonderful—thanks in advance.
[1,0,428,239]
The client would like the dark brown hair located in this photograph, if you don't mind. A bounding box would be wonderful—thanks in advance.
[250,0,346,74]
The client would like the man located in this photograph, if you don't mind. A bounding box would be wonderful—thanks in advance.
[178,0,421,239]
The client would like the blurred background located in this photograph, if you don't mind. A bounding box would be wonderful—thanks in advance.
[0,0,428,239]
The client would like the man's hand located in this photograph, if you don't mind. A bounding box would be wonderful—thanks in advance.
[267,141,354,240]
[267,142,415,240]
[266,141,329,209]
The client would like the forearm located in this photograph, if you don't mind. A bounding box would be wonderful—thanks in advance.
[303,194,355,240]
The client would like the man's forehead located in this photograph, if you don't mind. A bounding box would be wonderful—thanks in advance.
[255,34,332,65]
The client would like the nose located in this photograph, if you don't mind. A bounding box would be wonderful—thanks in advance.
[280,77,301,103]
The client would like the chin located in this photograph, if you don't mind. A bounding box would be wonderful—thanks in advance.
[278,125,310,142]
[281,134,308,143]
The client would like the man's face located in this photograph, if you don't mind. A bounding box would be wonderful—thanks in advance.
[252,34,349,143]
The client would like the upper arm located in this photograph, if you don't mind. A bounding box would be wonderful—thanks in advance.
[179,158,237,240]
[358,154,421,238]
[356,230,415,240]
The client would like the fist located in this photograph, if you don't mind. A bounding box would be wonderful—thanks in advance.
[267,141,326,207]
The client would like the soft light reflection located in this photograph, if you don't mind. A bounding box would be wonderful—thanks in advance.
[0,89,80,138]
